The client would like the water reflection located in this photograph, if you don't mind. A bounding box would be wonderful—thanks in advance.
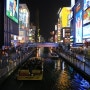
[54,59,61,70]
[62,61,65,70]
[55,70,71,90]
[70,73,90,90]
[52,59,90,90]
[37,48,90,90]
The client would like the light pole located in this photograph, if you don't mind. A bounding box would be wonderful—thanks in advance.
[38,29,40,42]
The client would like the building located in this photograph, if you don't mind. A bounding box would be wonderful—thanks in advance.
[18,4,30,43]
[0,0,19,49]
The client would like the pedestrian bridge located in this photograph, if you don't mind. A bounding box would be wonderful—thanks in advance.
[28,42,59,47]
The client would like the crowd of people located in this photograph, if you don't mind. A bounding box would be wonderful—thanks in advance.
[0,43,34,77]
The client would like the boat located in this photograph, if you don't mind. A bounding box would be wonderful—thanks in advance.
[17,57,43,80]
[49,52,59,60]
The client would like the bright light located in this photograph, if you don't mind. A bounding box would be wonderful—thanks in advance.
[18,37,22,40]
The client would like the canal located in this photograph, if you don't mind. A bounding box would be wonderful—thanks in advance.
[0,47,90,90]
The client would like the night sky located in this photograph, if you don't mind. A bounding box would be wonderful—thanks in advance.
[20,0,71,41]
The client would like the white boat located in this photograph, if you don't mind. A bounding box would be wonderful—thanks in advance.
[49,52,59,60]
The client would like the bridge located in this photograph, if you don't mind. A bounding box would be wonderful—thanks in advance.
[28,42,59,47]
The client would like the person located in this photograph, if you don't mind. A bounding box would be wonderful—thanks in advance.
[83,45,87,59]
[28,60,34,76]
[13,0,18,19]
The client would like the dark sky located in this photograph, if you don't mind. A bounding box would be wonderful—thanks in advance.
[20,0,71,41]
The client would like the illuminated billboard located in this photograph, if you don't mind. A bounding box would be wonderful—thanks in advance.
[60,7,71,27]
[19,4,30,29]
[19,9,29,29]
[84,0,90,10]
[83,8,90,25]
[83,0,90,39]
[6,0,19,23]
[83,24,90,38]
[75,10,83,43]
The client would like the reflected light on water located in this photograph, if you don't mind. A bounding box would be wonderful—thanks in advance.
[55,70,71,90]
[54,60,61,70]
[62,61,65,70]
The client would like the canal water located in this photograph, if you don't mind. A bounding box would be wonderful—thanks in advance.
[41,47,90,90]
[42,58,90,90]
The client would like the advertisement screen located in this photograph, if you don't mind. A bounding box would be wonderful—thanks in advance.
[75,10,83,43]
[6,0,19,23]
[83,8,90,25]
[19,9,28,29]
[83,24,90,38]
[84,0,90,10]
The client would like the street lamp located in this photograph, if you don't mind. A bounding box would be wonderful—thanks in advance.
[38,29,40,42]
[38,29,40,36]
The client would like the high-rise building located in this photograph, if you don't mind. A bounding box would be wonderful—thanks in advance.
[18,4,30,43]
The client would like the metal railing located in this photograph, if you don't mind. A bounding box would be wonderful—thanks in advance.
[58,51,90,76]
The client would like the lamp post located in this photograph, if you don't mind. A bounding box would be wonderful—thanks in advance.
[38,29,40,37]
[38,29,40,42]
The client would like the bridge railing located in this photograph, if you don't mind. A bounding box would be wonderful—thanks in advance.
[28,42,59,47]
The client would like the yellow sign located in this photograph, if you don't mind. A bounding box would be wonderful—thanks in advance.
[60,7,71,27]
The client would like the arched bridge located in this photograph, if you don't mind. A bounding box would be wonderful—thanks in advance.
[28,42,59,47]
